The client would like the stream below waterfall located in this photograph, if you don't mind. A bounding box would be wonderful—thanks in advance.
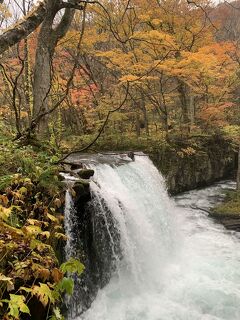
[67,155,240,320]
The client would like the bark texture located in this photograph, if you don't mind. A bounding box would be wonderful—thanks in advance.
[32,1,75,129]
[0,1,47,55]
[237,144,240,190]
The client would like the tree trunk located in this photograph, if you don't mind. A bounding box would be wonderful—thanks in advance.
[162,112,169,133]
[24,39,33,122]
[237,144,240,191]
[178,80,190,125]
[32,2,75,133]
[140,94,149,135]
[189,93,195,128]
[135,113,141,137]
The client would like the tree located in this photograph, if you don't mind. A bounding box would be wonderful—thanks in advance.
[237,144,240,190]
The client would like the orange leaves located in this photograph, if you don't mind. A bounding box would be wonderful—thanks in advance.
[51,268,63,283]
[198,102,236,128]
[156,41,238,99]
[131,29,175,49]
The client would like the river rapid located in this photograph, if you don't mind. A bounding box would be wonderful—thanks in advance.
[66,155,240,320]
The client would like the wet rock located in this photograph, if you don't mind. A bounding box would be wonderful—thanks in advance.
[77,169,94,179]
[213,216,240,232]
[71,163,84,170]
[150,135,237,195]
[72,180,91,203]
[127,151,135,161]
[62,164,72,172]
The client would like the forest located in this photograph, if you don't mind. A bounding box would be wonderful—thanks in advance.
[0,0,240,319]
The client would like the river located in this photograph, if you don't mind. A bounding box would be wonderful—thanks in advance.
[66,155,240,320]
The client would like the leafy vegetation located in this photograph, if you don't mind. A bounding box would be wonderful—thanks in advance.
[0,137,84,319]
[0,0,240,317]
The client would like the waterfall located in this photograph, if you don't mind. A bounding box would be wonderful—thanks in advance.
[65,155,240,320]
[64,190,77,260]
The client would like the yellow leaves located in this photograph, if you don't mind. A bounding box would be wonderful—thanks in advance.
[138,14,151,21]
[97,50,135,71]
[27,218,43,227]
[2,294,30,319]
[0,205,12,222]
[46,212,58,223]
[23,225,42,236]
[54,232,68,241]
[177,147,196,158]
[32,283,55,307]
[41,231,51,239]
[148,30,174,45]
[155,42,237,98]
[30,239,50,252]
[21,284,55,307]
[0,194,9,206]
[120,75,140,82]
[131,30,175,49]
[120,74,158,84]
[0,221,23,236]
[54,198,62,208]
[0,273,14,291]
[151,18,162,26]
[18,186,28,195]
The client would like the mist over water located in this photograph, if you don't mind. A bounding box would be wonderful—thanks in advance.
[69,156,240,320]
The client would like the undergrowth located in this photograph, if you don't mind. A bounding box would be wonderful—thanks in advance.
[0,134,84,319]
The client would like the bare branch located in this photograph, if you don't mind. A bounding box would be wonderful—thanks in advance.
[58,82,130,162]
[60,2,84,10]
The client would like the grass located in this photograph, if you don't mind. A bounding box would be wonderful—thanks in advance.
[211,190,240,218]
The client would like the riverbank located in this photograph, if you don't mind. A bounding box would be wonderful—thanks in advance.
[211,190,240,232]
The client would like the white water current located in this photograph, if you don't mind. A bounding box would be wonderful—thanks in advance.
[70,155,240,320]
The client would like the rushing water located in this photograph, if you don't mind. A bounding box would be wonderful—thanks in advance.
[67,155,240,320]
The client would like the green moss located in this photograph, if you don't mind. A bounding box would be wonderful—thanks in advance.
[211,191,240,218]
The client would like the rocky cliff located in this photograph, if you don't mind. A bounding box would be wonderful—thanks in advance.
[150,135,237,194]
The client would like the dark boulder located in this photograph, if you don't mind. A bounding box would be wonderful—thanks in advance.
[77,169,94,180]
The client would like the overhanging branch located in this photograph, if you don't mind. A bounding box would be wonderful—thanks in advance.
[58,82,130,163]
[0,1,47,55]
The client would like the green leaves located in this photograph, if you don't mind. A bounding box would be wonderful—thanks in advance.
[54,258,85,297]
[2,294,30,319]
[60,258,85,275]
[49,307,64,320]
[57,277,74,295]
[0,143,85,320]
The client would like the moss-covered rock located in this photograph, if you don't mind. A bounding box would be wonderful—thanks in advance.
[211,191,240,231]
[72,179,91,205]
[211,191,240,218]
[77,169,94,180]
